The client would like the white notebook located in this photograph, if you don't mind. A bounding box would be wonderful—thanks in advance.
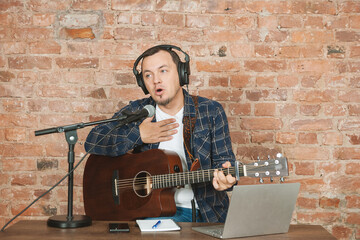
[136,219,181,232]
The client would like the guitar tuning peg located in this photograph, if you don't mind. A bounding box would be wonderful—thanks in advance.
[270,177,273,182]
[280,177,285,183]
[276,153,283,158]
[257,156,260,161]
[267,155,270,160]
[259,178,264,184]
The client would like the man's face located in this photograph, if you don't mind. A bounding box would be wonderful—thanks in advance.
[141,50,182,106]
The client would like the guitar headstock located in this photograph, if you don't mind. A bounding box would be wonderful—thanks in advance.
[245,153,289,179]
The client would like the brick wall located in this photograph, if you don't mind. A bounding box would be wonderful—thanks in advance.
[0,0,359,239]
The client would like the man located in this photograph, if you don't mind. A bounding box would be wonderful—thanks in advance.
[85,45,236,223]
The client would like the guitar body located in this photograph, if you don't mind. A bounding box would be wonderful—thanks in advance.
[83,149,182,221]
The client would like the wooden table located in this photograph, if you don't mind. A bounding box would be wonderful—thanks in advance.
[0,220,336,240]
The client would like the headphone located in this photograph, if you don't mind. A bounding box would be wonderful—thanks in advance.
[132,45,190,94]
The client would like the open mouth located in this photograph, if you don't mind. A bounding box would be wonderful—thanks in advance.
[155,88,164,96]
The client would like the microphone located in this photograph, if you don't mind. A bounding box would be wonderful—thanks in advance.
[119,105,155,124]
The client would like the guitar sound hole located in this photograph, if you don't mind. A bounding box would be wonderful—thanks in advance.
[133,171,152,197]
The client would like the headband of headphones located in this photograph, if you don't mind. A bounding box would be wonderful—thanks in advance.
[132,45,191,94]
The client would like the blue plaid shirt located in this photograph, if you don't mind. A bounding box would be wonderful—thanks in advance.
[85,90,236,222]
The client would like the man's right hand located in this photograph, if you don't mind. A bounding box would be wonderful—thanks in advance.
[139,117,179,144]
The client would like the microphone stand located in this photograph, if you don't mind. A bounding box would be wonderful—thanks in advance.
[35,116,127,228]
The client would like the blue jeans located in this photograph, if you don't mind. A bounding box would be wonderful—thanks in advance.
[146,207,203,222]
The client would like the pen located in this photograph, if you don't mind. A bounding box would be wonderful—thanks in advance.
[152,220,161,229]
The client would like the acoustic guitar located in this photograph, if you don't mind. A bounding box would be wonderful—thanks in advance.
[83,149,289,221]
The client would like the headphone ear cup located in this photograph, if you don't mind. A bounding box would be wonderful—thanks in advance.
[178,62,189,86]
[136,73,149,94]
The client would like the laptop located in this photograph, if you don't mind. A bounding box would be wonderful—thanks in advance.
[192,183,300,239]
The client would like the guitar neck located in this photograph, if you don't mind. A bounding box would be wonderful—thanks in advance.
[152,166,244,189]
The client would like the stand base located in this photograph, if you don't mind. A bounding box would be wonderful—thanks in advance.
[47,215,92,228]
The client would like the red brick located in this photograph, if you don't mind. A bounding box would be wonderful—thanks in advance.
[300,104,321,116]
[66,43,91,55]
[0,114,37,128]
[297,211,340,224]
[115,27,155,41]
[279,104,297,116]
[8,56,52,69]
[325,16,349,30]
[339,1,360,13]
[236,146,282,161]
[241,118,282,130]
[11,173,37,186]
[13,28,53,41]
[0,71,15,82]
[336,31,360,42]
[55,57,99,69]
[0,143,43,157]
[350,15,360,29]
[246,1,289,14]
[284,146,329,160]
[255,103,276,116]
[210,15,229,28]
[233,16,254,28]
[318,162,342,174]
[3,158,36,171]
[350,77,360,88]
[101,57,133,70]
[339,90,360,102]
[335,147,360,160]
[346,213,360,225]
[230,132,250,144]
[29,41,61,54]
[329,175,360,193]
[331,225,353,240]
[196,60,242,72]
[292,31,333,43]
[306,1,336,14]
[198,89,242,102]
[258,15,277,29]
[290,119,332,131]
[350,46,360,58]
[276,132,296,144]
[345,163,360,175]
[255,76,275,87]
[294,162,315,175]
[299,133,318,144]
[304,16,324,29]
[2,42,27,54]
[346,196,360,208]
[229,103,251,116]
[278,16,302,28]
[206,29,247,42]
[33,13,55,26]
[244,60,286,72]
[37,85,79,98]
[230,44,253,58]
[251,132,274,143]
[0,0,23,11]
[323,132,343,145]
[229,75,251,88]
[346,133,360,145]
[338,119,360,131]
[209,76,228,87]
[297,197,317,209]
[4,128,26,141]
[291,60,335,73]
[72,0,107,10]
[60,27,95,39]
[186,15,209,28]
[324,104,346,116]
[319,197,340,209]
[142,12,162,26]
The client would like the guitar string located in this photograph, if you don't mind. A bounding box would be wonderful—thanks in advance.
[114,164,279,189]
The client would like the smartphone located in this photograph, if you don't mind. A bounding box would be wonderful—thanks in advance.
[108,223,130,233]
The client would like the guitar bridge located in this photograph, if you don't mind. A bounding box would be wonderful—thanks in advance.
[112,170,120,205]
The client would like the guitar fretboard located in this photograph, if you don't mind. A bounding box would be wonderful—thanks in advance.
[152,166,243,189]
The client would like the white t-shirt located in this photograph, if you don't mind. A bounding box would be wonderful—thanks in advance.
[156,105,198,209]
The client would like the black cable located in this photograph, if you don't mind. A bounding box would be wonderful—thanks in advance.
[0,120,122,232]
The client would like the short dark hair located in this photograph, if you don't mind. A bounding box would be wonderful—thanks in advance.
[140,46,180,70]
